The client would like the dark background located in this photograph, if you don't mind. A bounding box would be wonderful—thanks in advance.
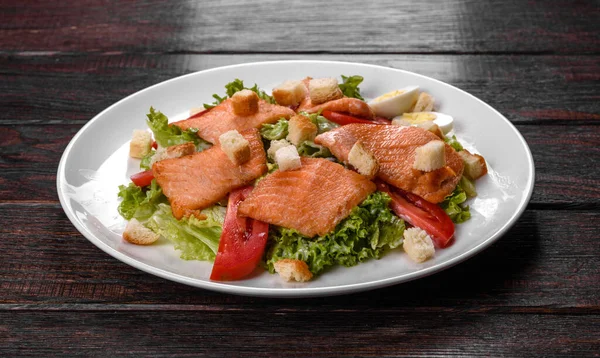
[1,0,599,356]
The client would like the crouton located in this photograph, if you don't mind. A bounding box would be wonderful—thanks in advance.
[413,140,446,172]
[403,227,435,263]
[272,80,308,107]
[412,92,435,112]
[415,120,444,139]
[391,118,412,127]
[348,141,378,178]
[274,259,313,282]
[123,218,160,245]
[286,114,318,146]
[267,139,292,159]
[309,77,343,105]
[458,150,488,180]
[231,89,259,116]
[219,130,251,165]
[275,145,301,171]
[129,130,153,159]
[150,142,196,166]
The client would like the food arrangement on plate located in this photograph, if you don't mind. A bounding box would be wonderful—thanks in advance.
[118,75,488,283]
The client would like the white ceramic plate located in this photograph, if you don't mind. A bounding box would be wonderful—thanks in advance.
[57,60,535,297]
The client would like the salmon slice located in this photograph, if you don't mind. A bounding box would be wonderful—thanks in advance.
[299,97,375,120]
[173,98,295,143]
[238,158,376,237]
[294,77,374,119]
[152,128,267,219]
[315,124,463,203]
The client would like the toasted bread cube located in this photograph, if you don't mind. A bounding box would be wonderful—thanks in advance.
[274,259,313,282]
[403,227,435,263]
[129,130,153,159]
[458,150,488,180]
[275,145,301,171]
[415,120,444,139]
[219,130,251,165]
[286,114,318,146]
[231,89,259,116]
[123,218,159,245]
[309,77,343,105]
[412,92,435,112]
[150,142,196,166]
[272,80,308,107]
[267,139,292,159]
[413,140,446,172]
[348,141,378,178]
[391,118,412,127]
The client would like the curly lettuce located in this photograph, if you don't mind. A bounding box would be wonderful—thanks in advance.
[204,79,275,109]
[265,191,405,275]
[117,180,223,261]
[146,107,211,149]
[440,176,476,223]
[260,119,289,140]
[339,75,365,100]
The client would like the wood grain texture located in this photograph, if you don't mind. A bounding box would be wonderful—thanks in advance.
[1,123,599,204]
[1,0,599,54]
[0,311,598,356]
[1,54,599,125]
[1,207,599,310]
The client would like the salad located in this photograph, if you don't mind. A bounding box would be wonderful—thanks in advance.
[118,75,488,282]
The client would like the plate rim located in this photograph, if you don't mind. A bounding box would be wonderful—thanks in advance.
[56,59,535,297]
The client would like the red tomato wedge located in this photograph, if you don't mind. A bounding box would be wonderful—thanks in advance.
[210,186,270,281]
[151,141,158,149]
[130,169,154,187]
[377,181,455,248]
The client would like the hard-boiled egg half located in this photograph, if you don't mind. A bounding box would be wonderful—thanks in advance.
[392,112,454,134]
[367,86,420,118]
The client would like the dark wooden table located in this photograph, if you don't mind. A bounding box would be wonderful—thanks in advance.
[2,0,599,356]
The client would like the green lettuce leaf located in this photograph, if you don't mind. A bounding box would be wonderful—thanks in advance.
[146,107,211,149]
[260,118,289,140]
[139,150,155,170]
[339,75,365,100]
[204,79,275,109]
[117,180,166,221]
[297,141,332,158]
[303,112,339,134]
[117,180,223,261]
[440,176,476,223]
[444,135,464,152]
[145,203,224,261]
[265,191,405,275]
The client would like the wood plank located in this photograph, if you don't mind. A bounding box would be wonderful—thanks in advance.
[0,311,598,356]
[1,207,598,310]
[1,0,599,54]
[1,54,598,125]
[1,123,598,204]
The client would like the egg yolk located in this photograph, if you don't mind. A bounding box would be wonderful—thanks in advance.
[401,112,437,123]
[372,90,406,103]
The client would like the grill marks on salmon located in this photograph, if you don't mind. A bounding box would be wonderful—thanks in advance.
[152,128,267,220]
[315,124,463,203]
[238,158,376,238]
[173,98,295,144]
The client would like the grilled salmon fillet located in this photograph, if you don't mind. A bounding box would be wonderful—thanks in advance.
[152,128,267,219]
[238,158,376,237]
[315,124,463,203]
[173,98,295,143]
[293,77,374,119]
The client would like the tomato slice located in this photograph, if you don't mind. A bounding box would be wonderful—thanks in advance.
[377,181,454,248]
[151,141,158,149]
[210,186,270,281]
[321,110,377,125]
[130,169,154,187]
